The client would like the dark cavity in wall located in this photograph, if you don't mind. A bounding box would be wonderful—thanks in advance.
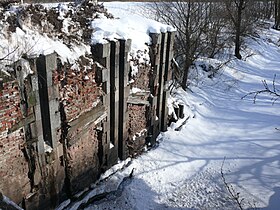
[59,101,72,199]
[36,55,53,147]
[110,41,116,146]
[97,128,105,172]
[161,32,172,131]
[156,32,165,131]
[118,40,125,160]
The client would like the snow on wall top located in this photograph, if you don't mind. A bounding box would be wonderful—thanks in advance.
[0,1,174,77]
[91,11,175,51]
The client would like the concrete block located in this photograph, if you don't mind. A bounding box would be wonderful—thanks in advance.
[102,94,110,106]
[160,34,167,63]
[124,112,129,122]
[123,103,128,113]
[103,121,110,132]
[14,58,34,87]
[45,53,57,87]
[102,68,109,82]
[124,86,130,97]
[56,143,64,158]
[35,120,43,137]
[50,114,60,131]
[37,135,45,154]
[161,90,170,132]
[34,104,41,121]
[34,167,41,186]
[150,33,161,45]
[49,100,59,115]
[91,42,111,59]
[125,39,132,52]
[102,81,110,94]
[114,78,119,90]
[169,31,175,47]
[27,91,37,107]
[30,122,38,139]
[31,75,39,91]
[48,86,59,101]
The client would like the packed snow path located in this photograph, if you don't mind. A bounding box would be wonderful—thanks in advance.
[61,3,280,210]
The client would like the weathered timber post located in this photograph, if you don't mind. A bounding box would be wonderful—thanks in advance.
[147,33,162,146]
[118,39,131,160]
[91,43,111,170]
[162,31,175,131]
[157,32,167,132]
[107,41,120,165]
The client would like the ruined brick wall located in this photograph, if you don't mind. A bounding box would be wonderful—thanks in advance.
[127,62,151,156]
[127,32,175,155]
[67,127,99,192]
[0,129,30,204]
[54,58,103,122]
[54,59,105,194]
[0,80,22,132]
[0,79,31,204]
[0,31,175,210]
[127,104,147,157]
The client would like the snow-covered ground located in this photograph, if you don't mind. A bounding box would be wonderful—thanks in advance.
[58,2,280,210]
[2,1,276,210]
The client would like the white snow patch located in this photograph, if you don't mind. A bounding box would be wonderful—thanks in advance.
[130,87,145,94]
[44,142,53,154]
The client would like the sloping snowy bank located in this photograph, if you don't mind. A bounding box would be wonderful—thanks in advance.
[0,2,173,77]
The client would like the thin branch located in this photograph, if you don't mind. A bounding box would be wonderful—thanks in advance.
[0,46,20,62]
[221,157,244,210]
[241,75,280,104]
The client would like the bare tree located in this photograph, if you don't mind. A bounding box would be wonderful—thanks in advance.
[224,0,260,59]
[0,0,20,8]
[152,1,226,90]
[263,0,274,20]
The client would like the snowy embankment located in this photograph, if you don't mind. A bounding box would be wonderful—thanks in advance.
[0,1,172,77]
[59,3,280,210]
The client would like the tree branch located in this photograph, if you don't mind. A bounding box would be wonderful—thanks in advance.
[241,75,280,104]
[221,157,244,210]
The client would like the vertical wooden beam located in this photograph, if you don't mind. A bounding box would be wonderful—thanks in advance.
[162,32,174,131]
[91,43,111,168]
[36,55,53,148]
[147,33,162,146]
[157,32,167,132]
[108,41,120,165]
[118,39,131,160]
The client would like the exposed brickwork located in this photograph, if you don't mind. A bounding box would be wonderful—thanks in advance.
[67,126,99,192]
[130,64,151,91]
[0,78,30,204]
[53,56,105,194]
[127,104,148,157]
[0,80,23,132]
[0,129,30,204]
[53,59,103,122]
[128,104,147,135]
[0,31,175,210]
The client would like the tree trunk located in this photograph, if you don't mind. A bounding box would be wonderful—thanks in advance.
[235,29,242,60]
[181,58,192,91]
[235,1,243,60]
[274,0,280,30]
